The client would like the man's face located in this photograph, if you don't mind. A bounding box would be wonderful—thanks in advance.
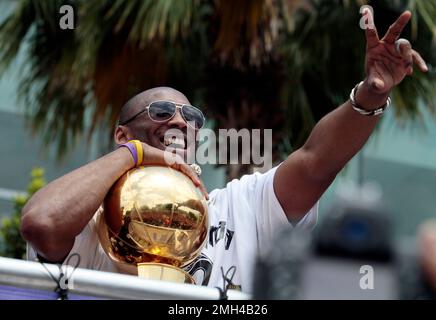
[124,88,197,160]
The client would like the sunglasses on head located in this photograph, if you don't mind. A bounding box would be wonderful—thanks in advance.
[119,100,205,129]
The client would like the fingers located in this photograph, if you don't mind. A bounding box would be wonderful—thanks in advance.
[365,27,379,49]
[168,160,209,199]
[197,182,209,200]
[177,163,209,199]
[362,8,379,49]
[395,39,428,74]
[395,38,412,55]
[396,39,413,75]
[382,11,411,44]
[412,50,429,73]
[176,162,201,186]
[140,142,209,199]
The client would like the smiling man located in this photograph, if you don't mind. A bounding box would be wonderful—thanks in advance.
[20,10,428,293]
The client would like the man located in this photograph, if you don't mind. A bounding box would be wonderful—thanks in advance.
[20,10,428,293]
[419,222,436,292]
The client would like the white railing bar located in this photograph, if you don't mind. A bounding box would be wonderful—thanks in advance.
[0,257,250,300]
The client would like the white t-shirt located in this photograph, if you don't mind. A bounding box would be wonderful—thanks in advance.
[28,166,318,293]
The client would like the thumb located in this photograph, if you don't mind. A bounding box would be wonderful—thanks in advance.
[367,62,386,93]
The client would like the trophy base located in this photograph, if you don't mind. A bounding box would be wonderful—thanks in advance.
[137,263,195,284]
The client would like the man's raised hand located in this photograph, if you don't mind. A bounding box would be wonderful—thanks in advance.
[362,9,428,95]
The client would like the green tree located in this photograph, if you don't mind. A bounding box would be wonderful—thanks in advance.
[0,168,46,259]
[0,0,435,179]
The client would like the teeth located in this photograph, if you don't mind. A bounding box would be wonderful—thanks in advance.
[163,137,185,148]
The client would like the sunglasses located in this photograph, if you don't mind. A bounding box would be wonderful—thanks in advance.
[119,100,205,129]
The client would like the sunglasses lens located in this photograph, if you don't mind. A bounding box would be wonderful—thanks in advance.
[182,105,205,129]
[149,101,176,121]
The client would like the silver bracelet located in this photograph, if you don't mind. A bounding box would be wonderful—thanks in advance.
[350,81,391,116]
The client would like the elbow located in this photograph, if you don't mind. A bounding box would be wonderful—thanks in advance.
[20,210,51,249]
[20,207,35,243]
[20,209,66,262]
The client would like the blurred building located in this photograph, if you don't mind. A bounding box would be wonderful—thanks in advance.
[322,107,436,238]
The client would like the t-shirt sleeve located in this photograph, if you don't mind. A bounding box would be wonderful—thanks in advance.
[239,165,318,243]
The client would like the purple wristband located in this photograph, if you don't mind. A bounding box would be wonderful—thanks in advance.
[118,142,138,166]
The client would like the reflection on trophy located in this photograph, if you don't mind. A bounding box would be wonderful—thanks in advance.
[97,165,208,284]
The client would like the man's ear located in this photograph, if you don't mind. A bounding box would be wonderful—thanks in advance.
[114,126,133,145]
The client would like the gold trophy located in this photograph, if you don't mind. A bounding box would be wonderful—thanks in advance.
[97,165,208,284]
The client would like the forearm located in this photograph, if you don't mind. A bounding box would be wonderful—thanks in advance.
[276,10,426,221]
[21,147,134,258]
[302,80,389,178]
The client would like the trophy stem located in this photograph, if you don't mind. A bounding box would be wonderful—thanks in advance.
[137,263,195,284]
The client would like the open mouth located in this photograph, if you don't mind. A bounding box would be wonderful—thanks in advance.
[160,136,187,150]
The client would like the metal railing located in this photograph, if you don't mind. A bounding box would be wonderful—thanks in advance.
[0,257,250,300]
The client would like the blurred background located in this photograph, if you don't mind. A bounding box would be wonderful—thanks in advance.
[0,0,435,258]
